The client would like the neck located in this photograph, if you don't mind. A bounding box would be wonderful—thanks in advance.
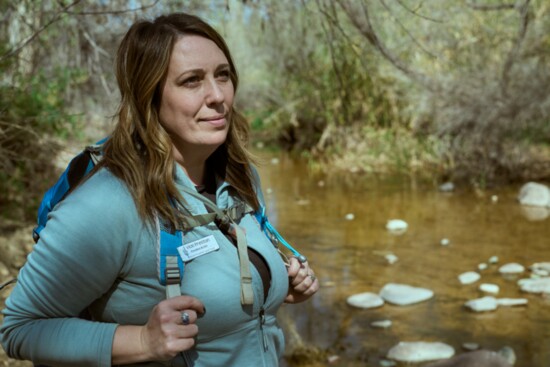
[178,161,206,186]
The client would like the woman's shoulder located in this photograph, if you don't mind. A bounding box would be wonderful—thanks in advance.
[58,167,137,219]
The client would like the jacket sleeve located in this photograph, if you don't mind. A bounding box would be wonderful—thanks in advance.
[0,170,141,367]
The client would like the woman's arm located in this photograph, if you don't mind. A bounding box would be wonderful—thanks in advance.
[1,171,140,366]
[111,296,204,365]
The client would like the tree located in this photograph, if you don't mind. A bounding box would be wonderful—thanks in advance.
[324,0,550,183]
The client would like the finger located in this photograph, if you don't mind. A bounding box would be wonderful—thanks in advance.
[291,266,314,286]
[291,272,315,291]
[178,310,198,325]
[165,330,198,352]
[167,295,205,315]
[171,338,196,352]
[286,257,302,277]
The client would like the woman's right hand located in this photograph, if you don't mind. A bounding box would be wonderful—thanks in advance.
[140,295,205,361]
[112,295,205,364]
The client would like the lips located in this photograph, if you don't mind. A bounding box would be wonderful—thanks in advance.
[200,115,225,121]
[199,115,227,127]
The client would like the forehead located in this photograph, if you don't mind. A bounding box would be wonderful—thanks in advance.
[168,34,229,73]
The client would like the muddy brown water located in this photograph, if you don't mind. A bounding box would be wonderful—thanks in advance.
[1,152,549,367]
[257,153,550,367]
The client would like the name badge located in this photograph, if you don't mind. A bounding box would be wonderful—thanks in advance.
[178,235,219,262]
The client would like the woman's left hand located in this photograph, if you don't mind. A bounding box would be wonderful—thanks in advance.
[284,257,319,304]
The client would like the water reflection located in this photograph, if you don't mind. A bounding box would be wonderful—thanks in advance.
[257,152,550,367]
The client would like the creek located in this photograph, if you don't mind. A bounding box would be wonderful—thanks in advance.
[256,152,550,367]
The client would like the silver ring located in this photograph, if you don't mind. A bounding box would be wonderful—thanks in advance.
[181,311,190,325]
[308,274,316,281]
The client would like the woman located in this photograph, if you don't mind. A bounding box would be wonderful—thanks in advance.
[1,12,318,366]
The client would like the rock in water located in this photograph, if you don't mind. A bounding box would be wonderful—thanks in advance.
[424,350,514,367]
[346,292,384,309]
[464,296,498,312]
[458,271,480,285]
[386,219,408,233]
[479,283,499,294]
[496,298,528,307]
[371,319,392,329]
[518,182,550,207]
[530,262,550,275]
[518,277,550,293]
[498,263,525,274]
[498,346,516,365]
[380,283,434,306]
[439,182,455,192]
[387,341,454,362]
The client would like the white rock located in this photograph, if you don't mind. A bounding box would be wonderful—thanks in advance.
[386,219,408,232]
[385,253,398,264]
[498,346,516,365]
[499,263,525,274]
[379,283,434,306]
[327,355,339,364]
[518,182,550,207]
[439,182,455,192]
[346,292,385,309]
[488,256,499,264]
[464,296,498,312]
[371,319,392,329]
[270,157,280,165]
[518,277,550,293]
[497,298,528,307]
[440,238,450,246]
[387,341,454,362]
[379,360,396,367]
[462,342,480,351]
[266,187,273,195]
[530,262,550,273]
[458,271,480,285]
[478,263,488,271]
[344,213,355,221]
[317,180,325,187]
[491,195,498,203]
[479,283,499,294]
[533,269,549,277]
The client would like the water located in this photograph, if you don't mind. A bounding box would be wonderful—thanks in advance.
[256,152,550,367]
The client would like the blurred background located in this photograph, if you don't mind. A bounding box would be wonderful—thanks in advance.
[1,1,549,366]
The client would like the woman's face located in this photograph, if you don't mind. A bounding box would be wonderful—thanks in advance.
[159,35,234,163]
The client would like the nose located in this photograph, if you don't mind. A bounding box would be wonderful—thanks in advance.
[205,79,225,106]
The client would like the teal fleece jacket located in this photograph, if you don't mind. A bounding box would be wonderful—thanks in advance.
[1,165,289,366]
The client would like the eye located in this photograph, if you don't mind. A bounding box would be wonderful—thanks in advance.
[181,75,201,87]
[217,69,231,81]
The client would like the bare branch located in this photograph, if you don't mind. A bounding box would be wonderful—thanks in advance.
[1,0,162,62]
[394,0,443,23]
[466,2,516,11]
[0,0,82,62]
[378,0,439,59]
[336,0,428,85]
[80,28,110,59]
[501,0,531,93]
[314,0,362,59]
[65,0,161,16]
[316,0,350,123]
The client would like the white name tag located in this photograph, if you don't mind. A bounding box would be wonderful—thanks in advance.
[178,235,219,262]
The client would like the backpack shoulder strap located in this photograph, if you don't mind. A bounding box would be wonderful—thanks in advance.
[249,166,308,264]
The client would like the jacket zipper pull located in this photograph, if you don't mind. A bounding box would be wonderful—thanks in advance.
[259,307,268,351]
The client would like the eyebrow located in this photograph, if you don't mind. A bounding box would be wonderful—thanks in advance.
[176,63,231,79]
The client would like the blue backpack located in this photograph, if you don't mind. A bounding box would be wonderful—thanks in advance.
[31,139,306,300]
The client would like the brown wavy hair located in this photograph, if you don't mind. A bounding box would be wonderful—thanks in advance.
[100,12,259,228]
